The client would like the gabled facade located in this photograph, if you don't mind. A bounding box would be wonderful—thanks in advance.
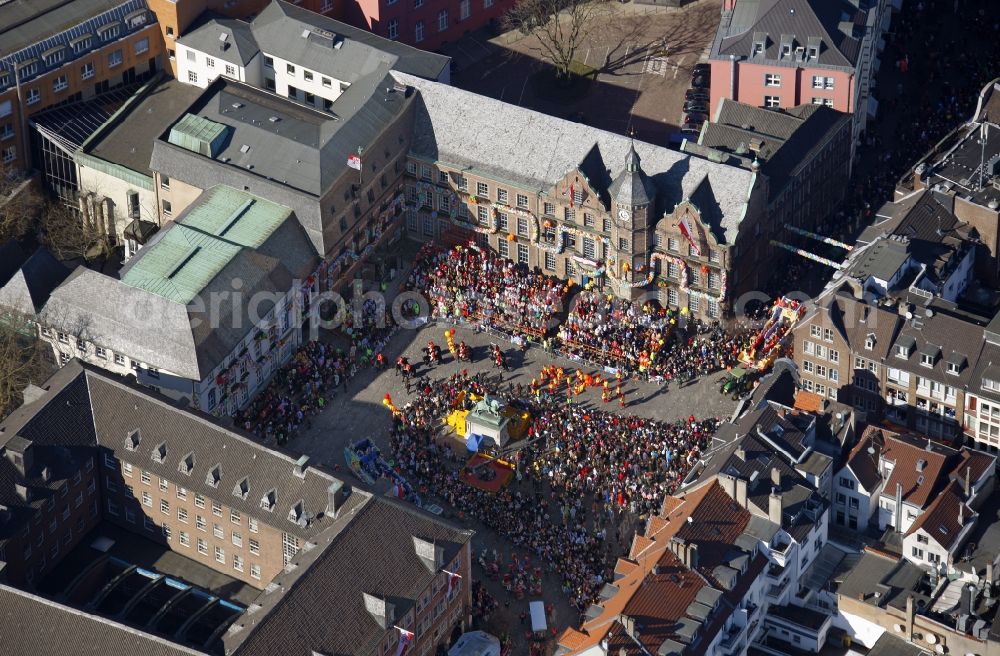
[398,71,764,320]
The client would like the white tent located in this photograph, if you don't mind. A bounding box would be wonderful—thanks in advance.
[529,600,547,633]
[447,631,501,656]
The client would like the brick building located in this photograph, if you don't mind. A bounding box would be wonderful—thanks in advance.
[0,361,473,655]
[708,0,892,152]
[0,0,164,170]
[340,0,511,52]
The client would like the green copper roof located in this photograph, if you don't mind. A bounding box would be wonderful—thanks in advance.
[179,186,292,248]
[120,224,241,304]
[168,113,228,157]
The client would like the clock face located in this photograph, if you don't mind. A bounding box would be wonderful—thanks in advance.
[618,209,631,220]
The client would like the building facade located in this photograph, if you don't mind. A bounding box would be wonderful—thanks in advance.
[708,0,892,151]
[0,0,164,171]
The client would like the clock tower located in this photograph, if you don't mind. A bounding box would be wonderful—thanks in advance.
[607,143,657,298]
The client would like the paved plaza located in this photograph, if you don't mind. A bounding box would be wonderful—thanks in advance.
[448,0,721,142]
[276,319,741,649]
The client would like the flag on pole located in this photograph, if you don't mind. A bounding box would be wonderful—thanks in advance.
[394,627,414,656]
[444,569,462,600]
[347,154,362,170]
[678,216,701,256]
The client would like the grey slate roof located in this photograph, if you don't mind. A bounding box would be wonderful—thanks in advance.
[177,14,259,67]
[887,309,986,386]
[0,247,69,315]
[700,100,850,202]
[86,372,350,541]
[252,0,449,82]
[0,0,126,57]
[0,241,28,287]
[396,72,756,245]
[0,584,206,656]
[228,497,473,656]
[712,0,865,69]
[41,267,201,378]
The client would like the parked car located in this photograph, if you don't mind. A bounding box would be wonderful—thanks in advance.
[683,103,708,114]
[684,113,707,125]
[680,126,701,136]
[691,75,709,89]
[693,63,711,77]
[685,89,709,101]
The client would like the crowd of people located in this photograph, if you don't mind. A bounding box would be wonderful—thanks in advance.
[388,370,719,614]
[558,290,758,381]
[408,243,569,336]
[409,247,762,383]
[233,340,354,444]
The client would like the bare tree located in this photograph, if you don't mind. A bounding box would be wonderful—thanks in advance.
[503,0,609,81]
[38,200,114,262]
[0,163,43,244]
[0,314,53,419]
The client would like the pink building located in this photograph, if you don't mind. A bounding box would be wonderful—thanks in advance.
[708,0,891,152]
[342,0,513,51]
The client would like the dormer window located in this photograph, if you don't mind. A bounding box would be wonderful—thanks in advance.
[233,477,249,500]
[920,354,934,367]
[781,44,792,57]
[260,488,277,511]
[864,336,874,350]
[288,500,304,523]
[947,362,960,375]
[752,41,765,56]
[896,346,908,358]
[125,429,141,451]
[807,46,818,59]
[152,442,167,463]
[178,452,195,475]
[983,378,1000,392]
[206,464,221,488]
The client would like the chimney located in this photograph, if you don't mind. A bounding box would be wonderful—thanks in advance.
[325,480,351,517]
[719,475,736,499]
[735,447,746,461]
[735,477,748,507]
[905,595,915,641]
[959,503,965,525]
[622,614,636,638]
[965,465,971,498]
[988,560,995,586]
[771,467,781,487]
[687,543,700,570]
[5,436,34,476]
[895,482,904,530]
[769,490,783,525]
[293,455,309,478]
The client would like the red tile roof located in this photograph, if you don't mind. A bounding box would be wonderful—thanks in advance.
[881,433,950,509]
[905,480,974,550]
[557,481,739,654]
[951,450,996,489]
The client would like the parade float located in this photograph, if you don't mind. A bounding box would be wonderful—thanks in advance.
[738,297,806,371]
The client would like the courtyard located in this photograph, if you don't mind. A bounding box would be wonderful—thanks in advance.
[446,0,721,144]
